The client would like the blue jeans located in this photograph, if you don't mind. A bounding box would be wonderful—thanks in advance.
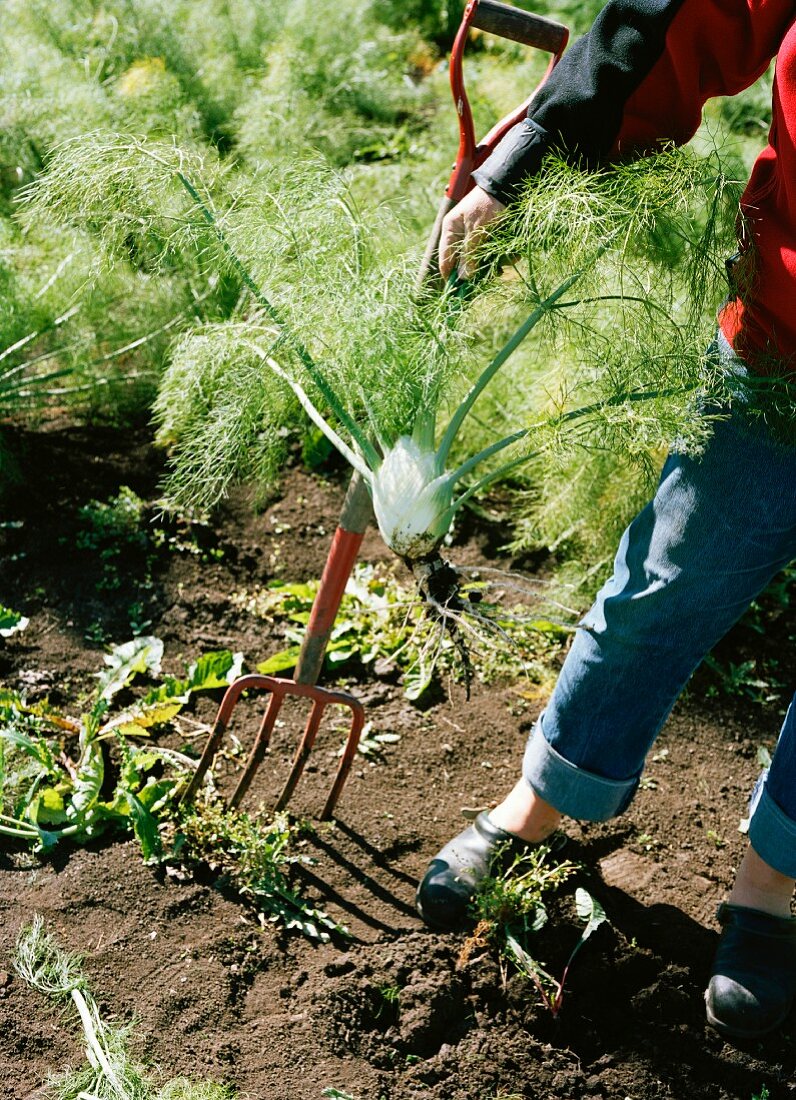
[523,341,796,878]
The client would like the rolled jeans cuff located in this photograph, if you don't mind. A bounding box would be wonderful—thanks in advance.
[522,720,639,821]
[748,785,796,879]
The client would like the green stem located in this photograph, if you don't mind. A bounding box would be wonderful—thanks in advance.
[2,368,74,394]
[436,264,592,469]
[553,293,680,330]
[448,427,529,483]
[444,381,697,521]
[0,818,40,840]
[247,342,372,481]
[442,450,540,526]
[547,383,697,429]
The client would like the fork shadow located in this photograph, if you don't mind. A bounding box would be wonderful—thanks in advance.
[299,822,421,943]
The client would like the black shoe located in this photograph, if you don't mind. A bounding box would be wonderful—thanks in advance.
[705,902,796,1039]
[416,811,565,931]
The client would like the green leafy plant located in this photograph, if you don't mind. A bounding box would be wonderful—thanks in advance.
[2,642,340,940]
[14,915,236,1100]
[702,654,783,706]
[470,844,576,935]
[76,486,151,591]
[465,848,608,1017]
[172,799,344,942]
[0,638,242,856]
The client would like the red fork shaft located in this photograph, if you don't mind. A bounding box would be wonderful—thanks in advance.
[293,471,373,687]
[418,2,568,286]
[446,0,480,205]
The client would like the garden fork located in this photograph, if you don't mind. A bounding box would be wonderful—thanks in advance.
[180,674,365,820]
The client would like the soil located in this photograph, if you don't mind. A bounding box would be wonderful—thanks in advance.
[1,418,795,1100]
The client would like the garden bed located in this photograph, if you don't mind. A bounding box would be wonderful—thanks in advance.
[1,418,794,1100]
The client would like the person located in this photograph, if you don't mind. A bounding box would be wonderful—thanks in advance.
[415,0,796,1040]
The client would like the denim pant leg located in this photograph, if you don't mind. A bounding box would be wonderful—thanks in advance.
[523,407,796,828]
[749,697,796,877]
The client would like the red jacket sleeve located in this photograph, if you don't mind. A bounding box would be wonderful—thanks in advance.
[473,0,795,203]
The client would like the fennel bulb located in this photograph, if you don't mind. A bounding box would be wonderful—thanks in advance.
[371,436,453,559]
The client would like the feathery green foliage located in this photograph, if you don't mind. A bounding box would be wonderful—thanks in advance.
[15,916,236,1100]
[5,0,786,593]
[25,126,760,573]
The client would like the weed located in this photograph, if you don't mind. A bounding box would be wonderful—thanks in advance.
[471,845,577,934]
[702,655,783,706]
[84,619,109,644]
[240,563,570,700]
[171,799,344,942]
[634,831,660,852]
[2,638,334,940]
[76,486,151,591]
[505,888,609,1017]
[461,845,608,1014]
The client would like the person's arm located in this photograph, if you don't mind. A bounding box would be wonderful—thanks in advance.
[440,0,793,279]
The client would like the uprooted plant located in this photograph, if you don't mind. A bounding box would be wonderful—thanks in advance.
[14,915,236,1100]
[25,133,756,684]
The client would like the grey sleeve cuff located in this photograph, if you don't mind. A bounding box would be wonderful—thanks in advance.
[471,117,549,205]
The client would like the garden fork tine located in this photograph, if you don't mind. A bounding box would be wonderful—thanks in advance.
[181,674,365,820]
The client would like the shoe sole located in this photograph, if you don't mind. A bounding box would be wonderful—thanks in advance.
[705,1000,790,1040]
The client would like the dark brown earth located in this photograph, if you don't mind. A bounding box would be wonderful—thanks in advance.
[1,419,795,1100]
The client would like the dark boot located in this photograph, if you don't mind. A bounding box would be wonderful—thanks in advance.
[705,902,796,1039]
[416,811,564,931]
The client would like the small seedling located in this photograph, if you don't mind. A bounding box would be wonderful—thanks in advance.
[506,888,609,1017]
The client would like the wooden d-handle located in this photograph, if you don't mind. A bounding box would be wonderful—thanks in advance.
[470,0,568,54]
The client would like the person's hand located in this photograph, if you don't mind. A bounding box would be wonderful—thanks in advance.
[439,185,506,282]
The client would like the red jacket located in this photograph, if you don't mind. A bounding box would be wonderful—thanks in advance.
[472,0,796,373]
